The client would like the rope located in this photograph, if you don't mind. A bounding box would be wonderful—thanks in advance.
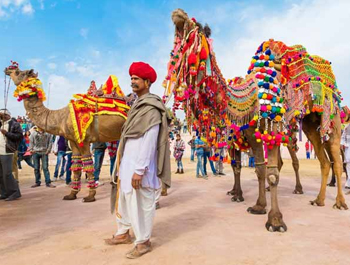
[1,74,11,127]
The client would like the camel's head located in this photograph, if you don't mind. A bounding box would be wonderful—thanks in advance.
[172,9,193,39]
[4,64,38,86]
[164,10,213,100]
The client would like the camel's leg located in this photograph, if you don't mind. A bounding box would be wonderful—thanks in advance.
[302,121,330,207]
[328,161,336,187]
[246,140,267,215]
[266,147,283,192]
[81,150,96,203]
[325,127,348,210]
[228,149,244,202]
[63,141,82,200]
[227,149,237,196]
[287,145,303,194]
[265,144,287,232]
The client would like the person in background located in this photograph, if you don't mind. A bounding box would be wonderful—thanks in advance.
[305,141,310,159]
[65,140,72,186]
[183,120,187,134]
[215,136,226,176]
[195,135,207,179]
[174,134,185,174]
[92,142,107,185]
[29,127,55,188]
[0,109,22,201]
[17,134,34,169]
[248,148,255,168]
[203,141,217,176]
[52,136,67,181]
[107,141,119,176]
[188,135,196,162]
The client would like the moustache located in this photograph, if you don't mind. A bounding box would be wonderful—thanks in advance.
[131,83,139,89]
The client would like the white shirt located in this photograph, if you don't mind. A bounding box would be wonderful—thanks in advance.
[119,124,161,193]
[341,124,350,163]
[0,121,9,155]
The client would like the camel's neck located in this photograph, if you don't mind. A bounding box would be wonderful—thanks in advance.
[23,98,69,136]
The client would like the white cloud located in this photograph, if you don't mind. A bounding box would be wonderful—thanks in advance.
[38,0,44,10]
[64,61,97,77]
[22,3,33,14]
[27,58,42,67]
[80,28,89,39]
[65,61,77,72]
[47,63,57,69]
[0,0,35,18]
[91,49,100,58]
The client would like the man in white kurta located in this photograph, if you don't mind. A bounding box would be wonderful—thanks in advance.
[105,61,171,259]
[116,124,160,243]
[341,123,350,189]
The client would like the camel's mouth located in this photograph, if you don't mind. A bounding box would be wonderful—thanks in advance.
[171,9,188,40]
[4,67,12,76]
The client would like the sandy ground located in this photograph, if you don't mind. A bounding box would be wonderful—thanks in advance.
[1,158,350,265]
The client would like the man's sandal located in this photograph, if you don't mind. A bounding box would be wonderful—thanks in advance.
[104,234,132,245]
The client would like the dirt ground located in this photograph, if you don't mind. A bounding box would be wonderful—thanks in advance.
[1,158,350,265]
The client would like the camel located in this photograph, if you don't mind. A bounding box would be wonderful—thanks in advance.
[164,9,347,232]
[4,66,127,202]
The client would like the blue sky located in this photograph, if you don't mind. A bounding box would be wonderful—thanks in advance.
[1,0,349,116]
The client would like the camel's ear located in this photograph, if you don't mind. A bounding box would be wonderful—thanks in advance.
[27,69,38,78]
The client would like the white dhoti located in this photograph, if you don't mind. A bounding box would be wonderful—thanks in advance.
[116,188,156,245]
[345,163,350,188]
[115,124,160,245]
[341,124,350,188]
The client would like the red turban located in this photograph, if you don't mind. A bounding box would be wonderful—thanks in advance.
[129,62,157,83]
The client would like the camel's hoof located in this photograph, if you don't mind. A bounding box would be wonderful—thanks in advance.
[83,196,96,203]
[333,202,348,210]
[83,190,96,203]
[327,182,336,187]
[231,195,244,202]
[63,191,78,200]
[265,220,287,233]
[310,199,325,207]
[247,206,267,215]
[227,190,235,196]
[293,189,304,195]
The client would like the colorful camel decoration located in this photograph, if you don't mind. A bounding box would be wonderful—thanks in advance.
[164,9,347,232]
[4,65,129,202]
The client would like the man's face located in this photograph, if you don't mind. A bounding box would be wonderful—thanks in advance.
[176,135,180,141]
[131,75,149,95]
[0,113,10,121]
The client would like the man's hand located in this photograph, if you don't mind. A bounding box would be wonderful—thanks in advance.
[1,129,7,135]
[131,172,143,190]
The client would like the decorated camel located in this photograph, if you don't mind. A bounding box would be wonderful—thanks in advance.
[164,9,347,232]
[4,64,129,202]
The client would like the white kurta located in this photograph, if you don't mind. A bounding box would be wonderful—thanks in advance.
[116,124,160,244]
[119,124,160,193]
[341,124,350,187]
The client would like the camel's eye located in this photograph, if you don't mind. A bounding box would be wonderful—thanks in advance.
[15,70,20,76]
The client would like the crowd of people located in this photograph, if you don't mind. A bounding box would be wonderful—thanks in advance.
[0,113,120,196]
